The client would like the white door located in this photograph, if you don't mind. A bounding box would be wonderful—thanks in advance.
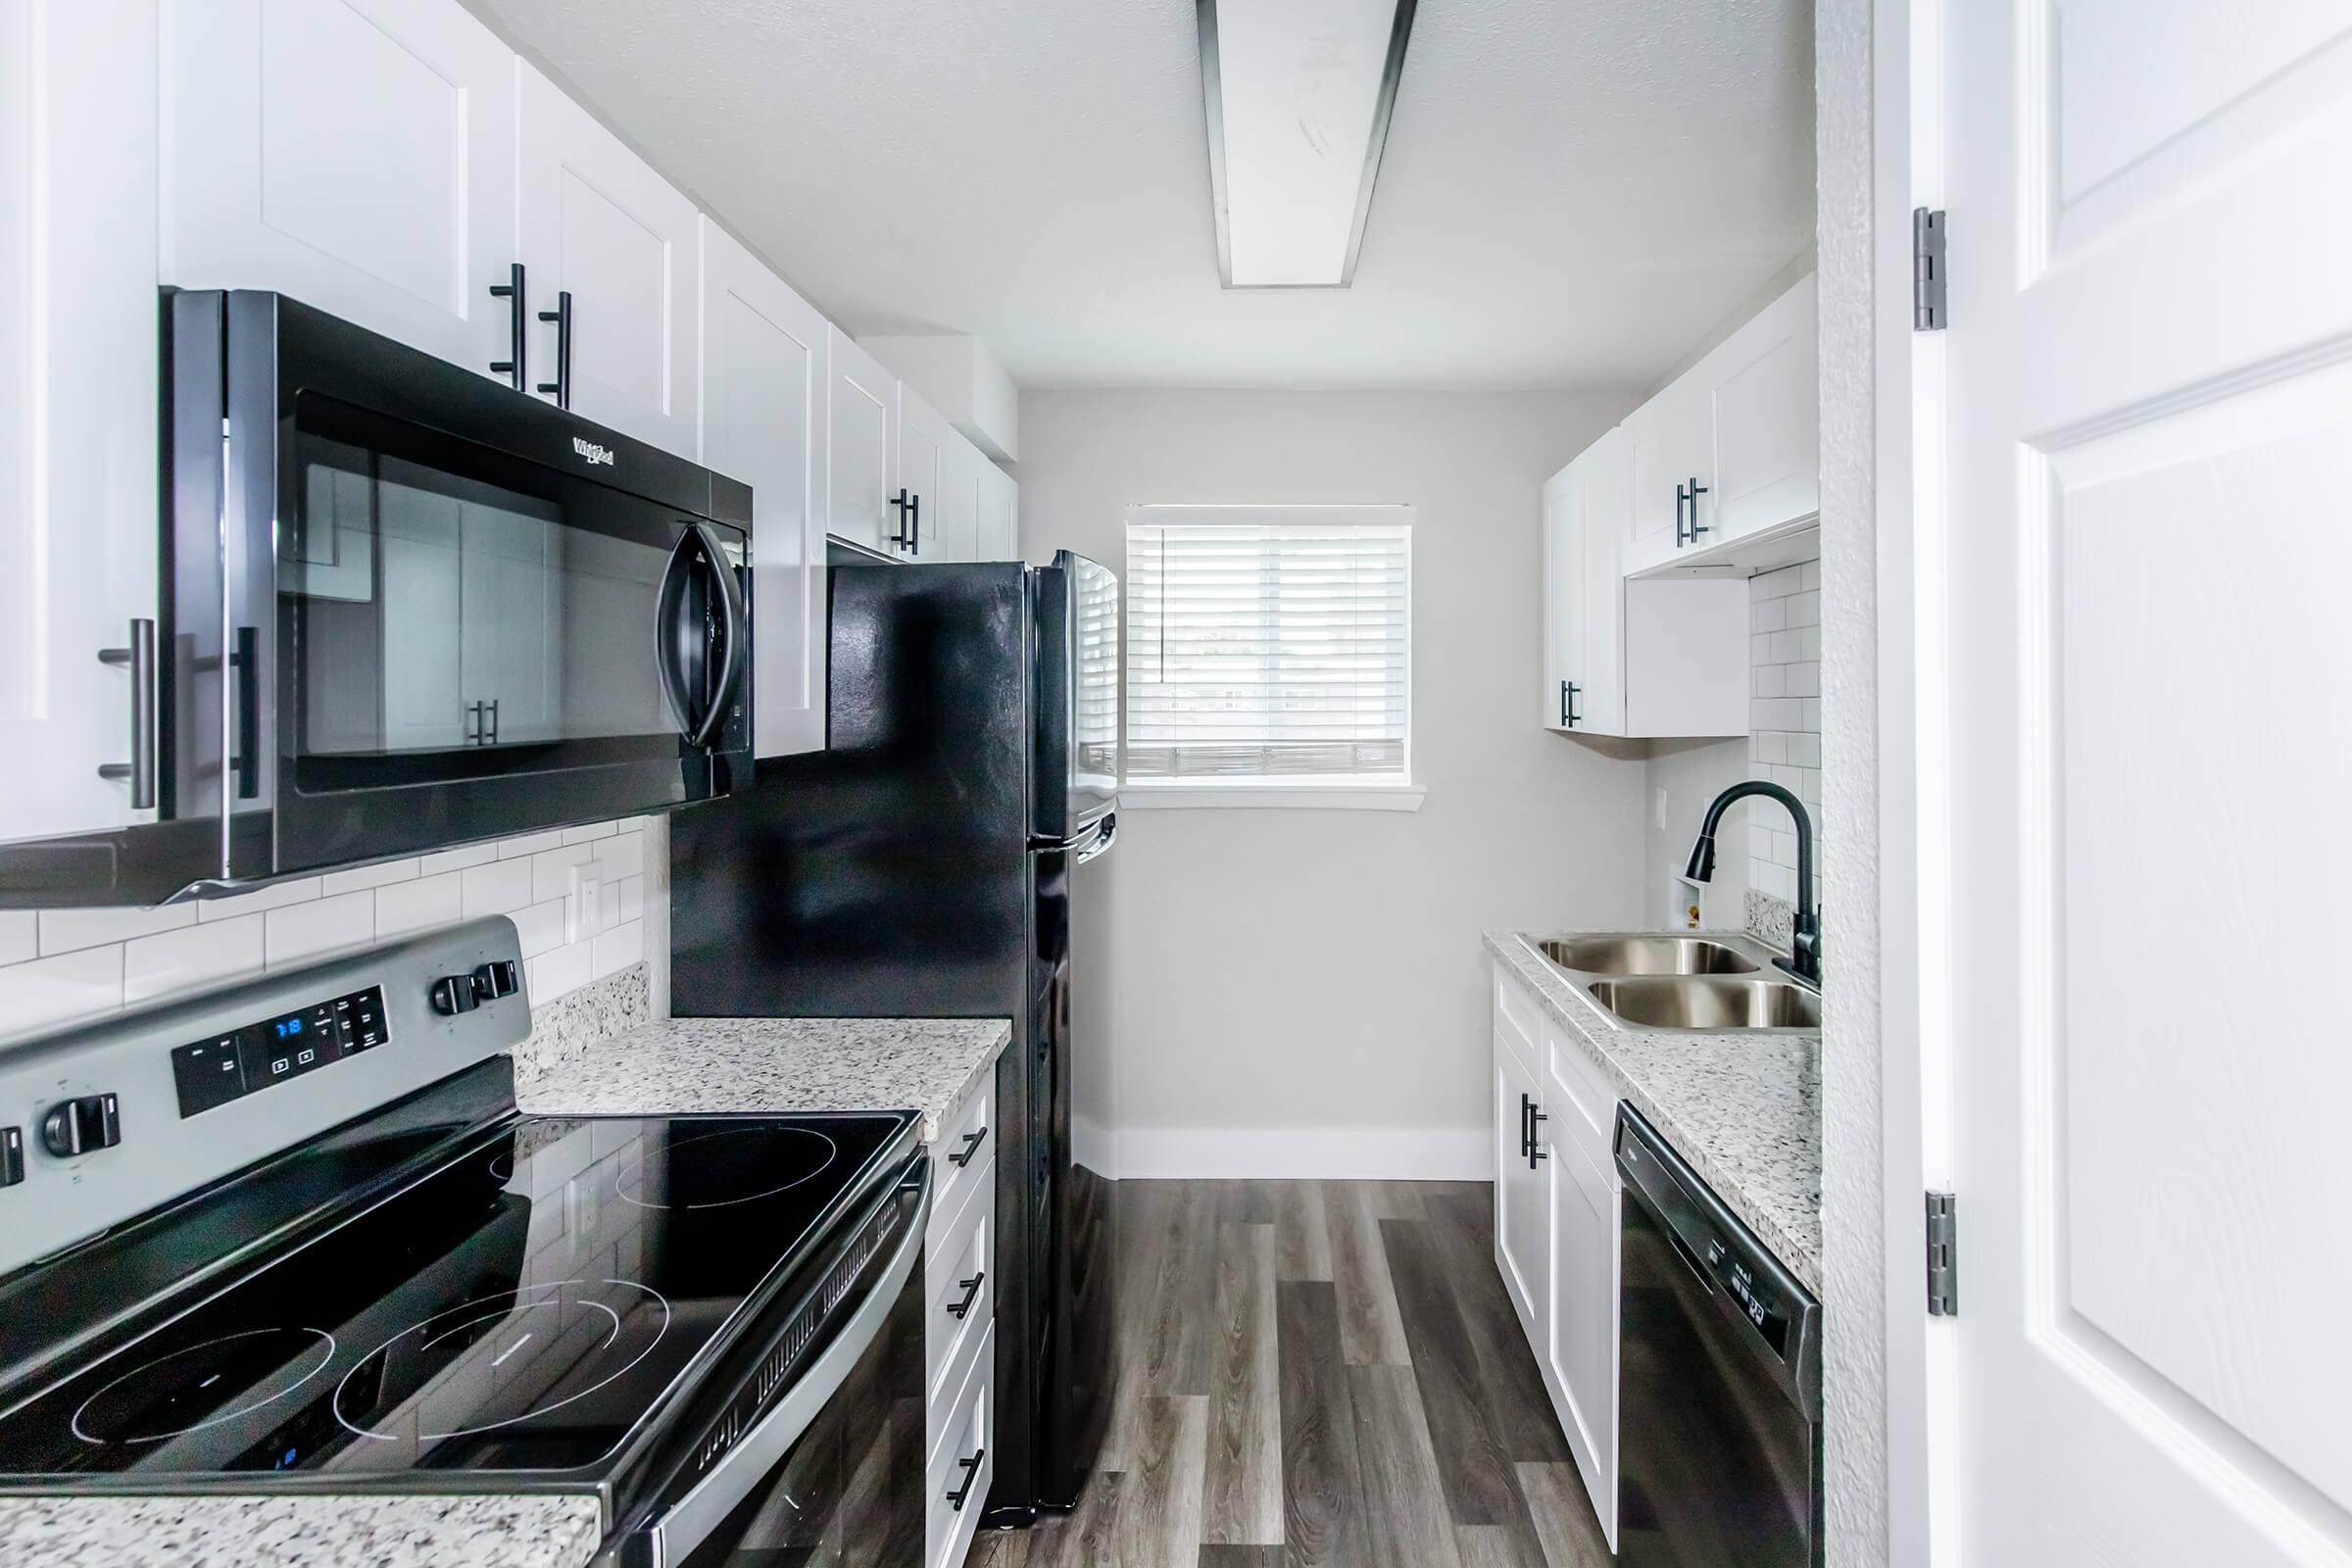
[1540,464,1582,732]
[1545,1135,1618,1548]
[162,0,516,378]
[974,461,1019,563]
[1494,1041,1547,1340]
[0,0,163,844]
[1577,426,1631,736]
[826,327,896,554]
[700,221,829,758]
[517,63,699,456]
[1936,6,2352,1562]
[894,387,955,563]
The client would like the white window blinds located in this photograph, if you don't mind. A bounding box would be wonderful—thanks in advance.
[1124,507,1412,782]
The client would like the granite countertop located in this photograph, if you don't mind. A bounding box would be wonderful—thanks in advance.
[0,1494,602,1568]
[515,1014,1012,1143]
[1484,930,1822,1291]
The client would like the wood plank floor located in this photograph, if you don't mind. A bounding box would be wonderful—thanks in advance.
[964,1180,1613,1568]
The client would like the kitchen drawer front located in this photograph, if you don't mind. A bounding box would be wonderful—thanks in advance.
[1544,1026,1621,1173]
[1494,967,1545,1077]
[925,1157,995,1426]
[926,1325,995,1568]
[929,1075,996,1241]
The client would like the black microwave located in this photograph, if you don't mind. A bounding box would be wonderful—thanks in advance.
[0,291,751,907]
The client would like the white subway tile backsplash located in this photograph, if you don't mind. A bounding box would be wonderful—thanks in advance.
[593,832,645,882]
[125,914,264,1003]
[1788,662,1821,698]
[531,940,592,1003]
[418,842,499,877]
[592,919,644,979]
[374,872,464,936]
[531,844,596,904]
[319,858,420,897]
[615,875,644,926]
[41,904,195,955]
[1788,591,1821,629]
[461,858,536,918]
[195,878,323,924]
[1752,598,1787,633]
[511,898,567,958]
[561,821,617,846]
[499,829,567,860]
[1767,628,1803,663]
[1800,561,1821,593]
[1787,732,1822,768]
[1746,555,1824,910]
[1753,664,1786,698]
[0,946,123,1039]
[265,891,375,966]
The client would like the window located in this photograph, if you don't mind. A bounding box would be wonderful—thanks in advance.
[1123,506,1413,799]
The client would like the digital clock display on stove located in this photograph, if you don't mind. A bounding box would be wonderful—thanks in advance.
[167,985,391,1118]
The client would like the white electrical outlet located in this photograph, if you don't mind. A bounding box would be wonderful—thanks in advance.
[566,865,602,946]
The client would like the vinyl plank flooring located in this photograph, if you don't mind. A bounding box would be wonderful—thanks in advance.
[1363,1181,1428,1221]
[1139,1184,1220,1396]
[1273,1181,1334,1283]
[965,1524,1034,1568]
[1274,1281,1367,1568]
[1039,1467,1128,1568]
[1200,1549,1288,1567]
[1422,1189,1573,1466]
[1115,1395,1210,1568]
[1203,1224,1283,1545]
[1322,1182,1411,1367]
[1222,1180,1277,1225]
[1380,1219,1530,1532]
[1514,1461,1614,1568]
[1347,1364,1466,1568]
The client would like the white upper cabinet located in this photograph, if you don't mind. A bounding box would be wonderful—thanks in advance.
[699,220,830,758]
[162,0,517,378]
[1623,271,1820,576]
[975,460,1019,563]
[928,433,981,564]
[826,326,896,555]
[892,385,956,563]
[1540,466,1584,730]
[517,63,699,457]
[0,0,164,845]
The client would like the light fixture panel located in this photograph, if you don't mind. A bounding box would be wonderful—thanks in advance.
[1199,0,1417,289]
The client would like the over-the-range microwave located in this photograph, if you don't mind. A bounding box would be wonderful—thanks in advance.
[0,291,752,907]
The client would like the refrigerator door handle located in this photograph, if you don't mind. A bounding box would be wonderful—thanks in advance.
[1075,812,1116,864]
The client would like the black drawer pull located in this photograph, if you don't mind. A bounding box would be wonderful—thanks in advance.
[948,1271,986,1320]
[947,1447,986,1511]
[948,1126,988,1168]
[1528,1104,1548,1170]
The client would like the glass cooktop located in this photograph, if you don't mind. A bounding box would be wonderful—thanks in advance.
[0,1110,910,1480]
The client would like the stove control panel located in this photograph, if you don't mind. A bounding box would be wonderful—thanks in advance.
[0,914,529,1278]
[168,986,389,1119]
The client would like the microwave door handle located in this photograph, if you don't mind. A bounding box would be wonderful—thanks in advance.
[655,524,747,750]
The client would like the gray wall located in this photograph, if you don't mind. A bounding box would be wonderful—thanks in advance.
[1020,387,1645,1175]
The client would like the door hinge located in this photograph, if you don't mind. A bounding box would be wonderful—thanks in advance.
[1925,1190,1958,1315]
[1913,208,1947,331]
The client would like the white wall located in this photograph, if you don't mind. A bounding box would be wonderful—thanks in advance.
[0,818,662,1043]
[1022,388,1645,1179]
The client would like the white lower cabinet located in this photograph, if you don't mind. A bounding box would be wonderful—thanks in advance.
[1492,965,1621,1549]
[925,1077,996,1568]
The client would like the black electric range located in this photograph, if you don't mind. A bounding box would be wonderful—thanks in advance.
[0,919,933,1565]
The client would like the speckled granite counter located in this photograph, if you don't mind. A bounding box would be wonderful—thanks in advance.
[0,1494,601,1568]
[514,1015,1012,1143]
[1484,930,1822,1291]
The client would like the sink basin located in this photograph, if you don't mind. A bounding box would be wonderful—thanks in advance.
[1584,976,1822,1031]
[1536,935,1759,976]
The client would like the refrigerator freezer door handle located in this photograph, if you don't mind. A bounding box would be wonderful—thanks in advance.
[1075,812,1116,864]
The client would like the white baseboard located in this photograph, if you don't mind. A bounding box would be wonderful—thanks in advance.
[1087,1122,1489,1182]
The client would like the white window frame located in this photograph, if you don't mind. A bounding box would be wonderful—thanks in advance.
[1118,505,1423,812]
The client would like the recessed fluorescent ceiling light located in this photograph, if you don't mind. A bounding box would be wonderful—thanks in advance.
[1198,0,1417,288]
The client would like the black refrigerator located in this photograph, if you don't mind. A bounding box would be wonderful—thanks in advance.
[668,547,1119,1525]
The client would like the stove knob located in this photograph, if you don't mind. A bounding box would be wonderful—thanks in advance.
[472,959,519,1002]
[40,1094,121,1158]
[430,973,481,1015]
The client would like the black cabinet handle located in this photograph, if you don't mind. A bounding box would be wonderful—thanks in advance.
[888,488,914,551]
[1677,476,1711,546]
[1564,682,1581,728]
[1517,1092,1533,1158]
[948,1271,986,1320]
[536,289,572,409]
[947,1447,986,1511]
[949,1125,988,1168]
[96,618,158,809]
[488,263,526,389]
[229,625,260,800]
[1528,1104,1548,1170]
[911,492,921,552]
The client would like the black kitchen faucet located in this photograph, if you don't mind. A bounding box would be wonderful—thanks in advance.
[1685,780,1822,989]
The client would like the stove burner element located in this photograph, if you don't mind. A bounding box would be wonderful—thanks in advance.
[331,1279,670,1444]
[70,1328,337,1446]
[613,1125,840,1210]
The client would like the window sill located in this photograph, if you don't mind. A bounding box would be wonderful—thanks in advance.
[1115,783,1427,812]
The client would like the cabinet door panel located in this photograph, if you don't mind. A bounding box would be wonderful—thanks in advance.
[1540,466,1581,732]
[1577,427,1631,736]
[1708,273,1819,542]
[0,0,162,844]
[163,0,515,375]
[975,462,1019,562]
[1494,1041,1548,1343]
[894,388,954,562]
[701,221,827,758]
[517,64,699,456]
[1546,1136,1619,1546]
[929,433,979,564]
[827,327,895,554]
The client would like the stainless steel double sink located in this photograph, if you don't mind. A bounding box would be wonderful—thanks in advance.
[1534,934,1822,1032]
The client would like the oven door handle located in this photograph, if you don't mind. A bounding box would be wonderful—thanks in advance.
[615,1160,930,1567]
[654,522,748,750]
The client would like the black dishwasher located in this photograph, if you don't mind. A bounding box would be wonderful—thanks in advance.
[1614,1103,1823,1566]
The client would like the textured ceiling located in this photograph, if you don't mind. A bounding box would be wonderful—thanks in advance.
[466,0,1815,390]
